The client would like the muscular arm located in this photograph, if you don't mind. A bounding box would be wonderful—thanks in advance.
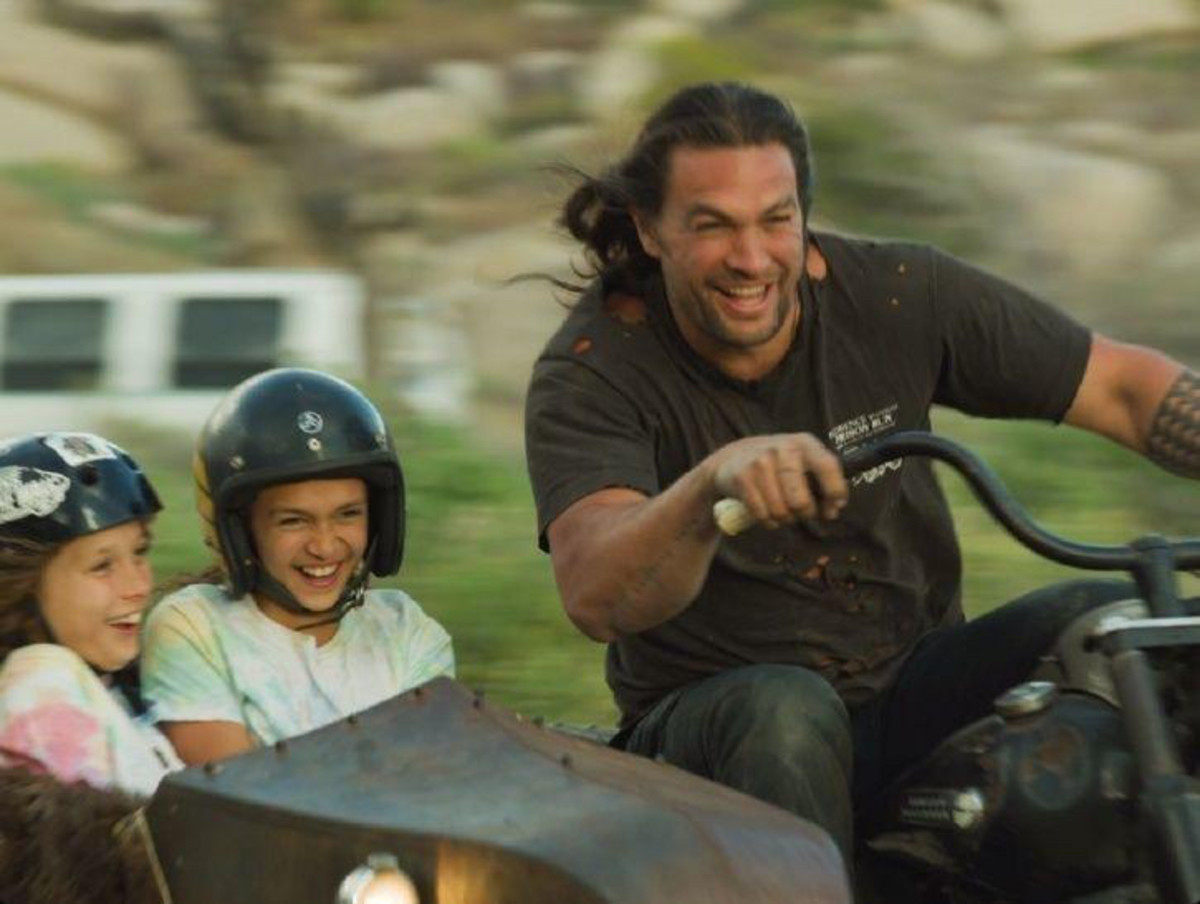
[1064,334,1198,477]
[546,434,847,642]
[160,720,255,766]
[1146,368,1200,478]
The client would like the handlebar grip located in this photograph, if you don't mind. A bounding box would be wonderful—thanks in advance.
[713,498,755,536]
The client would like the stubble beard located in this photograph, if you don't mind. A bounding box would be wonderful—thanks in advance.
[685,231,807,352]
[697,281,797,350]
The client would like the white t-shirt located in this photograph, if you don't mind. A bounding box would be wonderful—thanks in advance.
[0,644,182,796]
[140,584,455,746]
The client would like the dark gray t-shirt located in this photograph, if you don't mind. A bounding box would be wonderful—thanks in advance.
[525,231,1092,726]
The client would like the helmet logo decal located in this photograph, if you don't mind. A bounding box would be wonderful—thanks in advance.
[0,466,71,525]
[297,411,324,435]
[43,433,117,468]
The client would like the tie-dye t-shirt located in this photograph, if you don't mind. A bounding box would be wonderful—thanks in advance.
[140,584,454,746]
[0,644,182,796]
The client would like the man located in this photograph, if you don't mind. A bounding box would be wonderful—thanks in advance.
[523,82,1198,860]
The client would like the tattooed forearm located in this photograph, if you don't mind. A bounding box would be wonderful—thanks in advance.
[613,509,715,625]
[1147,368,1200,479]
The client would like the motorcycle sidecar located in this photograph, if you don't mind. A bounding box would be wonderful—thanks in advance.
[145,678,851,904]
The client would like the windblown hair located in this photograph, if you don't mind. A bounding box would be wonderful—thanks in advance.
[559,81,816,294]
[154,563,227,599]
[0,537,58,661]
[0,768,159,904]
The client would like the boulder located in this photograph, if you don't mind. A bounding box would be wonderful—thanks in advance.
[274,61,360,97]
[342,87,486,152]
[509,49,581,100]
[1054,119,1145,157]
[962,125,1175,276]
[993,0,1197,52]
[512,122,595,158]
[428,59,508,123]
[35,0,207,39]
[1155,230,1200,276]
[215,167,322,265]
[88,200,209,238]
[515,2,596,49]
[273,85,486,154]
[896,1,1009,61]
[441,226,578,407]
[648,0,747,25]
[0,1,189,121]
[0,86,129,171]
[576,15,699,120]
[0,182,189,272]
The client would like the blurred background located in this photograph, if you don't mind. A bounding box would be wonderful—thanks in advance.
[0,0,1196,724]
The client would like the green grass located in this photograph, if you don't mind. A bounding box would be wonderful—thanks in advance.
[104,407,1198,728]
[3,162,121,217]
[803,103,986,257]
[1066,37,1200,73]
[1,163,214,261]
[104,413,614,725]
[644,37,760,108]
[932,412,1199,616]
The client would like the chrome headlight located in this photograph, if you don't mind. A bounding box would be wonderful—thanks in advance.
[336,853,420,904]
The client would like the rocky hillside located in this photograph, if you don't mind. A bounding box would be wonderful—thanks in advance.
[1,0,1197,438]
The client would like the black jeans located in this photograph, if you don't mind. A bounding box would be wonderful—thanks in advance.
[619,580,1137,863]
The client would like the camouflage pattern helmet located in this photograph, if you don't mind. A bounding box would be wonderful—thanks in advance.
[194,368,404,600]
[0,432,161,545]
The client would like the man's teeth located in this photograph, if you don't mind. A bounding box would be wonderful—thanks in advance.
[723,285,767,298]
[300,564,338,578]
[109,613,142,627]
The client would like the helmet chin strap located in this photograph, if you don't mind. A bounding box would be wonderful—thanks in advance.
[247,539,376,630]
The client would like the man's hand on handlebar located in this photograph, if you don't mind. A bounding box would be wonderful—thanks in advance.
[708,434,848,530]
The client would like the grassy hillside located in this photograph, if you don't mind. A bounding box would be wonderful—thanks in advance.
[109,407,1197,727]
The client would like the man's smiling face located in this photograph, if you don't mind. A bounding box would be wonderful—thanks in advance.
[634,142,805,380]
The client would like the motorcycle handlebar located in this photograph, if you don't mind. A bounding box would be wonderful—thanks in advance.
[713,431,1200,573]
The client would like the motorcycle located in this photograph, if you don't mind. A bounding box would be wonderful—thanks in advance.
[790,432,1200,904]
[4,432,1196,904]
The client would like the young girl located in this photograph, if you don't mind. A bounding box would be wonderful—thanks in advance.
[141,368,454,764]
[0,432,181,795]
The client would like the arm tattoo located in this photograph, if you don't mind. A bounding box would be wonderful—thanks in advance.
[1147,368,1200,479]
[618,510,712,612]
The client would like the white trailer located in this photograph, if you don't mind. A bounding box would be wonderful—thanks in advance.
[0,269,364,433]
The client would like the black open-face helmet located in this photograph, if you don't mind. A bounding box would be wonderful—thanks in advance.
[194,368,404,613]
[0,432,161,545]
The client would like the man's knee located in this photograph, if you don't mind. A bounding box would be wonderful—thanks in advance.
[655,665,854,856]
[697,664,850,763]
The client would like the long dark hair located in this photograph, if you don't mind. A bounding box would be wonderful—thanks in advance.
[559,82,816,294]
